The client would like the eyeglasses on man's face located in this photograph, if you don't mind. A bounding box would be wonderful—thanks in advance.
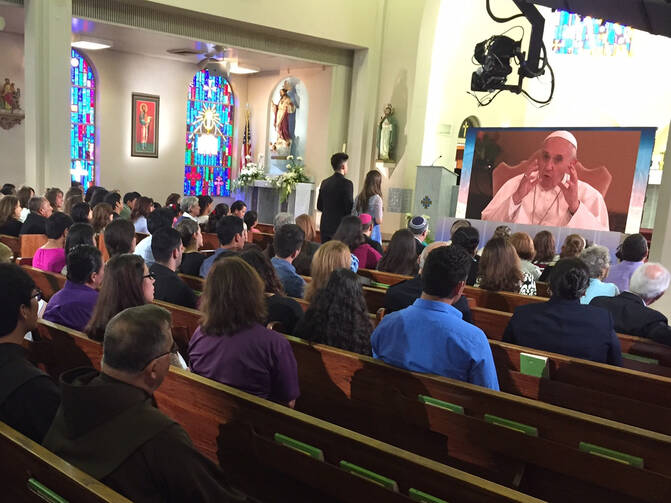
[141,337,179,369]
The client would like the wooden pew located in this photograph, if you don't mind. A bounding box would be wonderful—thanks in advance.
[285,334,671,502]
[0,233,20,260]
[357,268,410,286]
[32,321,540,503]
[0,421,130,502]
[471,306,671,371]
[535,281,550,298]
[19,234,48,259]
[22,266,66,301]
[150,301,671,488]
[252,231,274,250]
[201,232,219,250]
[179,273,205,291]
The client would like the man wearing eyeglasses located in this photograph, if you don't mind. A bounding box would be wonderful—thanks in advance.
[43,304,245,503]
[0,264,60,443]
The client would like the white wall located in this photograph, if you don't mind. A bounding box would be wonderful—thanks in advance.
[88,49,248,201]
[0,31,25,186]
[246,66,335,185]
[422,2,671,166]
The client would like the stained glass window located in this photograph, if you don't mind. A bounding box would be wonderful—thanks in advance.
[184,70,234,196]
[551,10,633,56]
[70,49,96,187]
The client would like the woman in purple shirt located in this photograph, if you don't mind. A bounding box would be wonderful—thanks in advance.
[606,233,648,293]
[188,257,300,407]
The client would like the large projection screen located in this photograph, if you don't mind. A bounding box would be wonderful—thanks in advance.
[457,127,656,234]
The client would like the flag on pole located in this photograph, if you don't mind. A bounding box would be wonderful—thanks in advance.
[240,107,251,175]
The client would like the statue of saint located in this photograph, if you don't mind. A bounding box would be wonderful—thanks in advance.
[377,104,395,162]
[271,83,296,152]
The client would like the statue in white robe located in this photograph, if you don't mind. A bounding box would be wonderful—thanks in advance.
[481,131,610,232]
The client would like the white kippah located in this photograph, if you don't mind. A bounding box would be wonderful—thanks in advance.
[544,130,578,150]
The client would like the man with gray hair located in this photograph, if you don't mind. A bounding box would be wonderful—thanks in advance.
[43,305,246,502]
[591,262,671,345]
[481,130,609,230]
[179,195,200,222]
[579,245,619,304]
[384,241,472,322]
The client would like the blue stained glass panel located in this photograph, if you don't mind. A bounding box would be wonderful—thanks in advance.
[184,69,234,196]
[551,9,633,56]
[70,49,96,188]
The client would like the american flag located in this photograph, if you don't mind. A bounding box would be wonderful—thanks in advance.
[240,108,251,175]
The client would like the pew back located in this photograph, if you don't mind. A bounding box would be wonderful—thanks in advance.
[32,321,541,503]
[0,422,131,502]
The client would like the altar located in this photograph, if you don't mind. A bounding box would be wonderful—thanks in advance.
[237,180,315,224]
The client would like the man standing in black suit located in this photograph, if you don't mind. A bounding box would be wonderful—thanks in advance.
[317,152,353,243]
[590,262,671,346]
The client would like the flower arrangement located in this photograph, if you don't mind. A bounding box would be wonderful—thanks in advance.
[271,155,311,202]
[231,156,268,192]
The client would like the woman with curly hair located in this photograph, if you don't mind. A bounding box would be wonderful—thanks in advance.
[240,247,303,333]
[476,236,536,295]
[293,268,372,355]
[305,240,351,302]
[377,229,419,276]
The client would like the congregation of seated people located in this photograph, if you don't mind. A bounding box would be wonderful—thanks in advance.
[5,179,671,502]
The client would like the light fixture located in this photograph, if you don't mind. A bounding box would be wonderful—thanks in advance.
[71,35,112,51]
[229,63,259,75]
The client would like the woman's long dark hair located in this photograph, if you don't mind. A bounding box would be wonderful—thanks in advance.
[377,229,419,276]
[333,215,365,252]
[131,196,154,222]
[85,254,147,341]
[207,203,229,233]
[240,247,285,295]
[355,170,382,214]
[296,269,372,355]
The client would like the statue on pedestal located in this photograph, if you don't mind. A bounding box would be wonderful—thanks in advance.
[377,104,396,162]
[271,81,297,155]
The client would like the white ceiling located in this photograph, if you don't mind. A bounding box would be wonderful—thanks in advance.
[0,4,323,73]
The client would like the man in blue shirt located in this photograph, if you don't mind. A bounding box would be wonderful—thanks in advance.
[199,216,246,277]
[371,245,499,390]
[271,224,306,298]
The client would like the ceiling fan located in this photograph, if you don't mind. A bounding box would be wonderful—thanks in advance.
[167,44,258,74]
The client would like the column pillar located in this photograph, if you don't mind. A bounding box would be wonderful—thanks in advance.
[648,123,671,317]
[24,0,71,193]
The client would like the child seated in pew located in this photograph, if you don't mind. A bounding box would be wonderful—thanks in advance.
[372,245,500,391]
[293,268,373,356]
[503,258,622,365]
[0,264,60,442]
[33,212,73,274]
[176,218,205,277]
[189,257,300,407]
[43,245,103,332]
[240,247,304,334]
[43,305,247,503]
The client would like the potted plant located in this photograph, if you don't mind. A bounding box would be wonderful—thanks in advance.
[271,155,311,203]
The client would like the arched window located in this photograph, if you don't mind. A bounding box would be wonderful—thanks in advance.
[70,49,96,187]
[184,70,235,196]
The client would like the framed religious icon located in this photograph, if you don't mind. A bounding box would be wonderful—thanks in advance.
[131,93,160,157]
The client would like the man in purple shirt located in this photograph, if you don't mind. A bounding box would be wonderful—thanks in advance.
[605,233,648,293]
[43,245,103,332]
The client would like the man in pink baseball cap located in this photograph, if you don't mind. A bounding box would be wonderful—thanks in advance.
[481,130,609,231]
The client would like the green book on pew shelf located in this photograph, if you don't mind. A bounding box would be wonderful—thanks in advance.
[621,353,659,365]
[418,395,465,414]
[339,460,399,491]
[520,352,550,378]
[484,414,539,437]
[409,487,449,503]
[579,442,644,468]
[274,433,324,461]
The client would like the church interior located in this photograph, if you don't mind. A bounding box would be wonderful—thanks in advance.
[1,0,671,501]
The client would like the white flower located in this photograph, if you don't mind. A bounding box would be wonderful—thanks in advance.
[296,156,303,161]
[286,164,291,169]
[287,155,294,160]
[245,155,252,160]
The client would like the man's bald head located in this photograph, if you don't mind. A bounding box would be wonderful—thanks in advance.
[419,241,448,272]
[629,262,671,305]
